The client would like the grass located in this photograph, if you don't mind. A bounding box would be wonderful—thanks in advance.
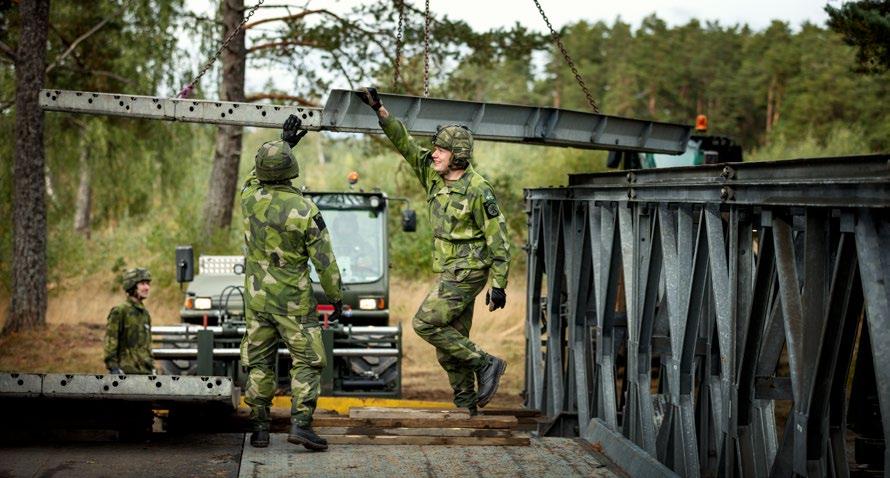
[0,271,529,407]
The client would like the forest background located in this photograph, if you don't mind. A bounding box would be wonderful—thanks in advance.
[0,1,886,389]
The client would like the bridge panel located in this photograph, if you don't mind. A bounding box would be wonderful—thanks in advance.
[525,155,890,477]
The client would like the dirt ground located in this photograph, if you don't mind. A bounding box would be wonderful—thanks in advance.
[0,276,528,406]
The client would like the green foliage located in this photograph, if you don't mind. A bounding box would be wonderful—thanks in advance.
[826,0,890,72]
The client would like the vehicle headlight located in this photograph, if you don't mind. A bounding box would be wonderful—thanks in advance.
[358,298,377,310]
[193,297,213,310]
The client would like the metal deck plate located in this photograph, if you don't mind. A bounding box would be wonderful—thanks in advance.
[239,435,618,478]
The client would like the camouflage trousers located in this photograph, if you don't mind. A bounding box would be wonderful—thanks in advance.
[413,268,490,409]
[240,309,326,429]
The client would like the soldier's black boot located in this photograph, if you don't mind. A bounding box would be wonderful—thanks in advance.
[250,430,270,448]
[287,423,328,451]
[476,355,507,408]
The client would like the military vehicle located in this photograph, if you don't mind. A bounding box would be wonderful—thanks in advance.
[607,114,743,169]
[152,178,416,398]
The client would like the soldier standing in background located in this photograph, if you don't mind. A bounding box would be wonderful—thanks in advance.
[357,87,511,415]
[240,115,343,451]
[104,268,154,375]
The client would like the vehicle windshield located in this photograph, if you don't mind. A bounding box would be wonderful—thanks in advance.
[310,208,385,284]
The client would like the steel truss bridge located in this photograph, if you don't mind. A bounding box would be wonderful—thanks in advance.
[524,156,890,477]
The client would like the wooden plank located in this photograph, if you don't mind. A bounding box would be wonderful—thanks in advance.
[314,426,514,437]
[319,434,531,446]
[311,416,518,429]
[478,408,542,418]
[348,407,470,419]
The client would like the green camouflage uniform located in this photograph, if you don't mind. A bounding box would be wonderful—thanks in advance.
[240,166,342,429]
[380,115,511,409]
[104,296,153,374]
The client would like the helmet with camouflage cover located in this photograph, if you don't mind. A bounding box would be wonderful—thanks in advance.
[255,140,299,182]
[433,124,473,169]
[122,268,151,292]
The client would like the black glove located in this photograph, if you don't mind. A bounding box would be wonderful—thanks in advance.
[356,87,382,111]
[108,367,124,375]
[330,300,343,323]
[281,114,308,147]
[486,288,506,311]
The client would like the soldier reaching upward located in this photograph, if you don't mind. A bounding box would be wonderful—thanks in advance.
[240,115,343,451]
[357,87,512,415]
[104,268,154,375]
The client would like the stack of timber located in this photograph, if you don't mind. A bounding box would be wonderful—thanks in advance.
[313,407,532,446]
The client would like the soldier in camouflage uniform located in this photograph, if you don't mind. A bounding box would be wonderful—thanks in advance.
[104,268,154,375]
[240,115,343,451]
[357,87,511,413]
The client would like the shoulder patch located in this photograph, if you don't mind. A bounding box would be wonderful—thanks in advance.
[482,188,500,219]
[313,213,327,231]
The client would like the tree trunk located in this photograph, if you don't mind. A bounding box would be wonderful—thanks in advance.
[6,0,51,334]
[202,0,246,234]
[74,131,92,238]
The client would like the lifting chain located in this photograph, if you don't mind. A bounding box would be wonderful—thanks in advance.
[531,0,599,113]
[178,0,266,98]
[393,0,405,89]
[423,0,430,97]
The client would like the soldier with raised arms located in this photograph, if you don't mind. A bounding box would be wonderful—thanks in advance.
[240,115,343,451]
[104,268,154,375]
[357,87,512,415]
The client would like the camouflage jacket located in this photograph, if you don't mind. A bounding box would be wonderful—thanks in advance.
[380,116,511,288]
[240,170,343,315]
[104,296,153,373]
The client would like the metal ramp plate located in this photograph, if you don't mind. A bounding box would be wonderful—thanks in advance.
[322,89,691,154]
[0,373,235,405]
[42,373,233,402]
[0,373,42,397]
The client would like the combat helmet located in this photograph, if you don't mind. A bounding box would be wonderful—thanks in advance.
[122,268,151,293]
[433,124,474,169]
[255,140,299,182]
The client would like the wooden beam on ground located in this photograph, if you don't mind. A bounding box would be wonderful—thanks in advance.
[348,407,470,419]
[311,416,518,429]
[318,435,531,446]
[314,426,514,437]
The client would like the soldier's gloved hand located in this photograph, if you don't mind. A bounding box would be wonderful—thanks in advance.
[486,288,507,311]
[281,114,308,147]
[108,367,124,375]
[329,300,344,323]
[356,87,382,111]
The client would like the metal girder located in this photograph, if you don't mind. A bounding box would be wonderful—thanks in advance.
[39,88,692,154]
[323,89,691,154]
[531,155,890,208]
[39,89,322,129]
[525,164,889,477]
[0,372,235,405]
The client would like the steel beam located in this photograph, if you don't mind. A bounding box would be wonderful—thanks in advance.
[323,89,691,154]
[39,89,322,128]
[0,373,235,404]
[39,88,692,154]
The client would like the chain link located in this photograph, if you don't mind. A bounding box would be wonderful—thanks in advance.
[423,0,430,97]
[393,0,404,89]
[178,0,266,98]
[531,0,598,113]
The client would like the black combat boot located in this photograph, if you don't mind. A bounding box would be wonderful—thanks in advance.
[476,355,507,408]
[287,423,328,451]
[250,430,270,448]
